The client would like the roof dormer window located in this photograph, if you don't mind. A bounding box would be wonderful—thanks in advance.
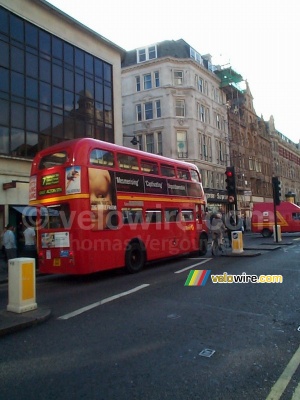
[137,45,157,63]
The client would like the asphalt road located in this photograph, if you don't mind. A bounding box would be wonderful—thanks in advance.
[1,234,300,400]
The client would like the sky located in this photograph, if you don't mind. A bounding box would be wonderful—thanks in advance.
[46,0,299,143]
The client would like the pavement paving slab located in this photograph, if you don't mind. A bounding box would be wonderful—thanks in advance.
[0,306,52,337]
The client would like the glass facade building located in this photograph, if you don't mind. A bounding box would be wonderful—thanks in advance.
[0,5,114,158]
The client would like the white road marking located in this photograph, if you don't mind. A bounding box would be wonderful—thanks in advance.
[175,258,212,274]
[58,284,150,320]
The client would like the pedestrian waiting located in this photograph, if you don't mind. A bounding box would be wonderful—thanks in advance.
[22,223,37,260]
[3,223,17,266]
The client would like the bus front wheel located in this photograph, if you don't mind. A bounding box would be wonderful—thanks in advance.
[125,241,146,273]
[199,235,208,256]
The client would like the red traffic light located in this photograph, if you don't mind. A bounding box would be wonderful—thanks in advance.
[225,170,233,177]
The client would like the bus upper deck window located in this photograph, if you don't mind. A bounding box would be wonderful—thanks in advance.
[141,160,158,175]
[117,154,139,171]
[161,164,175,177]
[90,149,115,167]
[190,170,200,182]
[39,151,67,169]
[177,168,190,180]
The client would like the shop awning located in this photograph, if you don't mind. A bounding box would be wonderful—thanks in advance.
[12,206,58,216]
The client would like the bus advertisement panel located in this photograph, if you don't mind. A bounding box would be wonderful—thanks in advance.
[29,138,208,275]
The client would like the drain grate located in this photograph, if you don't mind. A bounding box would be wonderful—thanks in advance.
[199,348,215,358]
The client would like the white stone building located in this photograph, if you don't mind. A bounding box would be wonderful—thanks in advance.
[121,39,230,211]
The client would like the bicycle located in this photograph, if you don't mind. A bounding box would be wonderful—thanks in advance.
[211,232,230,256]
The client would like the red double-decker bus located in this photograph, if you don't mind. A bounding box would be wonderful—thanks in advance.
[29,138,208,275]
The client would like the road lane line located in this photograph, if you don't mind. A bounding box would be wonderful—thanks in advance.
[58,284,150,320]
[175,258,212,274]
[266,345,300,400]
[291,381,300,400]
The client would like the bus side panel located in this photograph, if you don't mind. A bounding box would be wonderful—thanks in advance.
[251,202,300,234]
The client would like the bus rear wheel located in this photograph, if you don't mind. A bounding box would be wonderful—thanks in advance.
[199,235,208,256]
[262,228,272,238]
[125,241,146,273]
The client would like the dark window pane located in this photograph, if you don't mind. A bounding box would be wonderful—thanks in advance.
[11,103,24,129]
[11,128,25,155]
[75,48,84,70]
[26,53,38,78]
[52,114,63,135]
[26,77,38,101]
[0,67,9,92]
[0,126,9,154]
[0,99,9,125]
[64,43,73,65]
[95,102,103,122]
[52,36,63,59]
[26,107,38,132]
[64,116,75,139]
[64,68,74,91]
[10,15,24,42]
[64,90,74,112]
[39,31,51,55]
[25,23,38,48]
[94,59,103,78]
[104,85,112,105]
[52,87,63,108]
[85,77,94,97]
[40,59,51,82]
[52,64,63,87]
[40,110,51,132]
[11,46,24,73]
[104,63,112,82]
[11,71,24,98]
[0,41,9,67]
[26,131,38,156]
[0,8,9,34]
[95,82,103,102]
[40,82,51,106]
[85,54,93,73]
[75,73,84,93]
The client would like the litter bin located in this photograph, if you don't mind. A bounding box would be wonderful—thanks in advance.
[231,231,243,254]
[273,225,282,242]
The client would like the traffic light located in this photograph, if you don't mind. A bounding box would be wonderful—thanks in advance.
[272,176,281,206]
[225,166,236,204]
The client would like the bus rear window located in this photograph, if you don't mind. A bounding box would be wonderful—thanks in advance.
[42,204,71,229]
[39,151,67,170]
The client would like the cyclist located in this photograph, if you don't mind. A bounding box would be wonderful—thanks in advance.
[210,212,226,255]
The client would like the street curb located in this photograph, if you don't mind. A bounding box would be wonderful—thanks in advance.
[244,246,281,251]
[0,306,52,337]
[222,251,261,257]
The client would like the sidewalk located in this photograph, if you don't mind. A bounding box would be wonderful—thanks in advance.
[0,256,51,337]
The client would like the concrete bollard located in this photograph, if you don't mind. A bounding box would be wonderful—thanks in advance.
[7,258,37,313]
[273,225,282,242]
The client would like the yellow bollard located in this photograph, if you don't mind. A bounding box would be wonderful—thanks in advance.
[231,231,243,254]
[7,258,37,313]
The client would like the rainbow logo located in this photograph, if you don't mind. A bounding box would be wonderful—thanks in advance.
[184,270,211,286]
